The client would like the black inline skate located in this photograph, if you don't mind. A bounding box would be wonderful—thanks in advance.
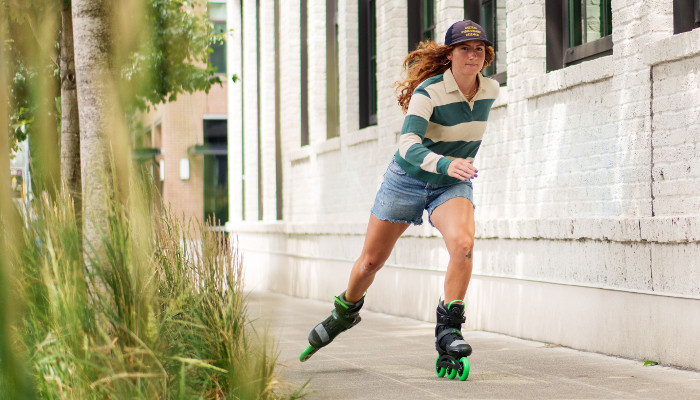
[434,299,471,380]
[299,291,364,362]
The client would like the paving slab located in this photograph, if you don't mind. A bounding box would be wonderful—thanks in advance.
[247,291,700,400]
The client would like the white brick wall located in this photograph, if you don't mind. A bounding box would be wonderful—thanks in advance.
[651,54,700,216]
[228,0,700,369]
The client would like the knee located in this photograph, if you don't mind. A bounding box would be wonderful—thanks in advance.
[357,253,385,276]
[449,236,474,260]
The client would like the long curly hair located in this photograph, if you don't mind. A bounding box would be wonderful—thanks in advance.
[394,41,495,113]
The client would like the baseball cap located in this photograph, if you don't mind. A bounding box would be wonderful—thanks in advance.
[444,20,493,48]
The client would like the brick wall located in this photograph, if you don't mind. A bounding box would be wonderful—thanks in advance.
[650,53,700,216]
[228,0,700,369]
[144,82,227,224]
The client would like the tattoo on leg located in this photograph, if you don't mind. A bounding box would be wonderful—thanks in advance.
[466,251,472,259]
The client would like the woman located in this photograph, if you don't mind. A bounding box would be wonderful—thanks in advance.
[300,20,498,380]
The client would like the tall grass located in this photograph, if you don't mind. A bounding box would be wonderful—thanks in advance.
[1,0,304,397]
[2,177,296,399]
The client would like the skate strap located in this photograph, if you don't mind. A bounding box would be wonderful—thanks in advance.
[335,292,365,310]
[314,323,330,344]
[436,328,463,343]
[437,314,465,325]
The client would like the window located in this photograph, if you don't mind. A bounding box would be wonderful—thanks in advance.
[132,126,162,187]
[673,0,700,34]
[256,0,263,220]
[203,119,228,226]
[153,122,163,196]
[408,0,436,51]
[274,0,283,220]
[567,0,612,47]
[464,0,507,85]
[208,2,227,74]
[326,0,340,138]
[300,0,310,145]
[546,0,613,71]
[359,0,377,128]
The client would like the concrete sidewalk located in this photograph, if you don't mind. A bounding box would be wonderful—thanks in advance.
[247,291,700,400]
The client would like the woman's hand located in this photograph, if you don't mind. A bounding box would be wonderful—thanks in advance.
[446,158,478,181]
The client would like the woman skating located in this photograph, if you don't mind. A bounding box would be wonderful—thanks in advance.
[301,20,499,381]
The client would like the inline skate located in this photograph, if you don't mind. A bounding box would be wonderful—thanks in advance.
[434,299,471,380]
[299,291,364,362]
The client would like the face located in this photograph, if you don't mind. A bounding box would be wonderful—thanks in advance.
[447,41,486,76]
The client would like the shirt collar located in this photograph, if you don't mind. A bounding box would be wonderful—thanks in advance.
[443,68,460,93]
[443,68,484,97]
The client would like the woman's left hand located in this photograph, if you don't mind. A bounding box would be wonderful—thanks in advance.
[446,158,478,181]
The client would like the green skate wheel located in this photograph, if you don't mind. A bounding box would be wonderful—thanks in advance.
[447,362,458,380]
[435,356,446,378]
[457,357,470,381]
[300,345,318,362]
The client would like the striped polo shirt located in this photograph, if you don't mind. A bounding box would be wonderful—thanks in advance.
[394,68,499,185]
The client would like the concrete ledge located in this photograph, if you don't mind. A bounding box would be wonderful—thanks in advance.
[228,215,700,243]
[492,85,509,109]
[525,56,614,99]
[289,145,313,164]
[476,216,700,243]
[313,136,341,155]
[644,27,700,66]
[344,125,379,147]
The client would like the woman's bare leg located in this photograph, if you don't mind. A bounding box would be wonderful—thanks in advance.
[344,215,409,302]
[429,197,475,303]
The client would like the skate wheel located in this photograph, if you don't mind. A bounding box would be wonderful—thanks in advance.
[299,345,318,362]
[435,356,446,378]
[457,357,470,381]
[447,362,458,380]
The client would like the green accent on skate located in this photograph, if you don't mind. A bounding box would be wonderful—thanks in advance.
[446,299,465,310]
[299,345,318,362]
[334,296,351,310]
[458,357,470,381]
[435,356,446,378]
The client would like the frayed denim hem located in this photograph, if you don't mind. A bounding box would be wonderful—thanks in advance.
[427,194,476,227]
[370,210,423,226]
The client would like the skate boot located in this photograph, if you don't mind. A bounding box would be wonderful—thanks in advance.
[434,300,471,380]
[299,291,364,362]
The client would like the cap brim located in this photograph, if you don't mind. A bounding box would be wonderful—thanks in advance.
[449,37,494,48]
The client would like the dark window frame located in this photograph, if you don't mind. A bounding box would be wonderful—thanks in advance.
[208,1,227,75]
[464,0,507,85]
[202,118,229,226]
[546,0,613,72]
[673,0,700,34]
[300,0,310,145]
[240,1,245,219]
[326,0,340,138]
[408,0,436,52]
[359,0,377,128]
[274,0,283,220]
[256,0,263,220]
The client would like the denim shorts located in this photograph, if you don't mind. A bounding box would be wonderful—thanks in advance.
[370,159,474,227]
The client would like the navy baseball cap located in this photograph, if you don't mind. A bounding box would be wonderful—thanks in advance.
[444,20,493,48]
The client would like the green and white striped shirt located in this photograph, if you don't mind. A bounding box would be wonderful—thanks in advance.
[394,69,499,185]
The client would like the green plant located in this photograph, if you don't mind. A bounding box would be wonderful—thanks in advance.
[3,180,301,399]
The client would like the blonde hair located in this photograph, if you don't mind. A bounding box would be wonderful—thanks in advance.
[394,41,495,113]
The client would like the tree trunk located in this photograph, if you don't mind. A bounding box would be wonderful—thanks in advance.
[60,0,81,219]
[71,0,115,263]
[1,8,36,398]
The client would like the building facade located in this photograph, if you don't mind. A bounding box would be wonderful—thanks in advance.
[138,0,230,226]
[226,0,700,369]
